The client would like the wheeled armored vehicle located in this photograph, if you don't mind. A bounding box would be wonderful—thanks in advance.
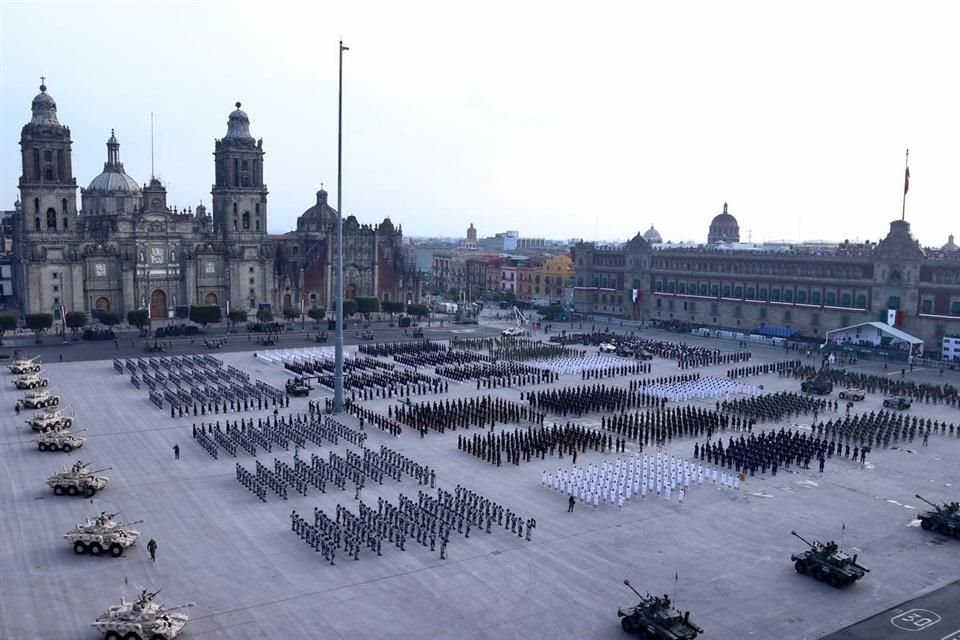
[286,378,312,397]
[9,356,41,374]
[883,396,912,409]
[617,579,702,638]
[92,589,192,640]
[37,428,86,452]
[838,388,865,401]
[14,372,48,389]
[801,378,833,395]
[46,460,110,497]
[27,408,73,432]
[915,494,960,539]
[790,530,869,587]
[21,389,60,409]
[65,512,142,557]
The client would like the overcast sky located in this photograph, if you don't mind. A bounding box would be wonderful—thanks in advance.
[2,1,959,247]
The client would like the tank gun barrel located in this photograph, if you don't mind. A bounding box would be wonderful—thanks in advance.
[622,579,650,602]
[165,602,196,612]
[118,520,145,527]
[914,494,940,511]
[90,467,113,474]
[790,530,817,548]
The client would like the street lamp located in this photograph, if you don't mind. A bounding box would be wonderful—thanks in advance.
[300,265,305,331]
[334,40,349,413]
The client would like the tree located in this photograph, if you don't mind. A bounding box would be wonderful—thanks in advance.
[340,298,358,317]
[99,311,122,327]
[256,307,274,323]
[406,303,429,319]
[64,311,87,338]
[381,301,405,314]
[26,313,53,343]
[228,310,248,331]
[189,304,222,328]
[355,297,380,316]
[307,307,327,324]
[282,306,301,321]
[127,309,150,332]
[0,314,17,345]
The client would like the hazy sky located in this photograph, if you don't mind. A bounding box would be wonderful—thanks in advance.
[2,1,959,247]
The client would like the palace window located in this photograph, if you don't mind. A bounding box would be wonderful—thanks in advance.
[46,208,57,229]
[921,299,933,314]
[825,292,836,306]
[797,290,807,304]
[811,291,821,305]
[840,293,852,307]
[855,295,866,308]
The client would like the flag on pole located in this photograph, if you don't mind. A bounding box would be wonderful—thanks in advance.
[904,165,910,195]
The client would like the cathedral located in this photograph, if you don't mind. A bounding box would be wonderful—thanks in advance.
[11,83,420,320]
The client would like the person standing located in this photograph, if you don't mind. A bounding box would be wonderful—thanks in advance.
[147,538,157,562]
[173,444,180,460]
[567,495,576,512]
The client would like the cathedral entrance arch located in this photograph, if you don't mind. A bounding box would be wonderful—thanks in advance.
[345,284,357,299]
[150,289,168,319]
[204,292,218,305]
[94,297,110,311]
[283,293,292,309]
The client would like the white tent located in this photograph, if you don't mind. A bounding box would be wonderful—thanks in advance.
[824,321,923,356]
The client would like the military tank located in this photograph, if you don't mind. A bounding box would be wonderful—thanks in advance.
[285,378,312,397]
[92,589,193,640]
[27,408,73,432]
[801,378,833,395]
[65,512,142,557]
[14,372,48,389]
[37,428,86,452]
[617,579,703,638]
[9,356,41,374]
[46,460,111,497]
[21,389,60,409]
[790,530,869,587]
[915,494,960,539]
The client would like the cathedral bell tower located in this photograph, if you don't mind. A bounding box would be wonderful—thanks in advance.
[18,80,78,235]
[211,102,267,236]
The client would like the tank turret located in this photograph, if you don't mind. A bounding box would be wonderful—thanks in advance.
[9,356,42,374]
[65,512,142,557]
[46,460,111,497]
[790,530,869,587]
[91,589,193,640]
[915,494,960,539]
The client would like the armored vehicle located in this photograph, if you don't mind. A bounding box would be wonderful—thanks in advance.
[617,579,702,638]
[915,494,960,539]
[790,530,869,587]
[27,408,73,432]
[46,460,110,497]
[883,396,912,409]
[286,378,312,397]
[21,389,60,409]
[9,356,41,374]
[838,388,865,401]
[801,378,833,395]
[92,589,192,640]
[65,512,142,556]
[14,372,48,389]
[37,428,86,452]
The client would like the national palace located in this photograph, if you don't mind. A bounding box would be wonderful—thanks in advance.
[9,82,419,320]
[573,204,960,348]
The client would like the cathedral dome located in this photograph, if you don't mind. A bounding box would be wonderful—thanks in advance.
[708,202,740,244]
[642,224,662,244]
[942,234,959,252]
[86,130,141,194]
[30,82,60,126]
[225,101,253,139]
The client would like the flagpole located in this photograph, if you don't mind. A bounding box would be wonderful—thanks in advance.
[901,148,909,222]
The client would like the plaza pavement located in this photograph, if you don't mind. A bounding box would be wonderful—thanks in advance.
[1,325,958,640]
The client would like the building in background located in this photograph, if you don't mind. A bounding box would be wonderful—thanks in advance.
[573,202,960,349]
[11,83,419,320]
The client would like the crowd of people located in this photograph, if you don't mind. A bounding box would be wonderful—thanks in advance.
[458,423,608,466]
[726,360,802,379]
[718,391,829,422]
[390,396,544,433]
[694,428,841,476]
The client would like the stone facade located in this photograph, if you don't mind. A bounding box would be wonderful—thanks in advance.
[11,84,419,320]
[573,217,960,350]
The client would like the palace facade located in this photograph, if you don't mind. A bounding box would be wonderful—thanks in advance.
[11,83,419,320]
[573,204,960,349]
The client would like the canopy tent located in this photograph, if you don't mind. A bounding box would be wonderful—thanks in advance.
[824,321,923,357]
